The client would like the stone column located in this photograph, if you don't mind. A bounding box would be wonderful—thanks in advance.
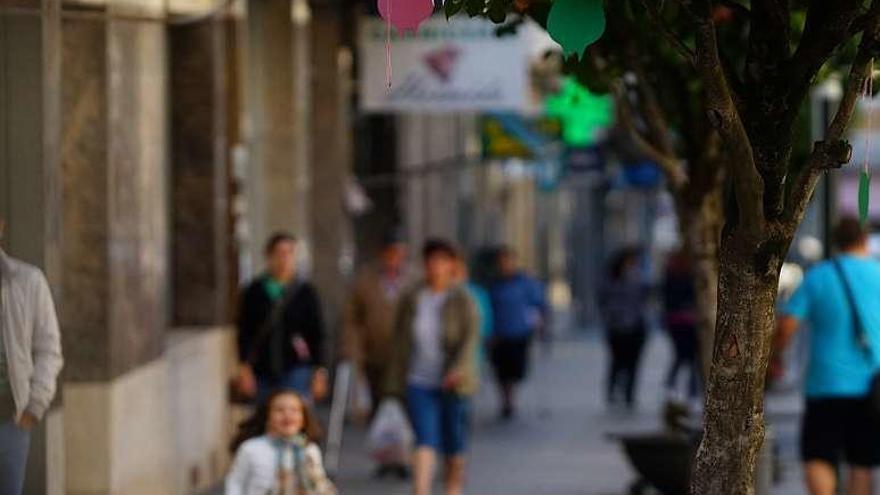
[0,2,63,493]
[244,0,311,276]
[310,0,353,360]
[169,17,230,326]
[60,2,173,493]
[0,0,61,279]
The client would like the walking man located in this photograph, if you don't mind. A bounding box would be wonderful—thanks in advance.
[236,233,328,403]
[343,232,410,477]
[0,218,64,495]
[343,231,409,414]
[777,217,880,495]
[386,239,479,495]
[488,247,547,419]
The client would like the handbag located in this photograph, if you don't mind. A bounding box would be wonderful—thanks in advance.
[831,259,880,418]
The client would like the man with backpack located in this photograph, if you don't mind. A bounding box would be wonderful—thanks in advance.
[777,217,880,495]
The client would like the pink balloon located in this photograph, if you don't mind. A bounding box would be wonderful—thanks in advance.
[378,0,435,33]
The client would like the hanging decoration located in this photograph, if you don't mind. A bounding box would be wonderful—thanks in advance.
[546,0,605,59]
[860,59,875,227]
[378,0,434,33]
[378,0,435,91]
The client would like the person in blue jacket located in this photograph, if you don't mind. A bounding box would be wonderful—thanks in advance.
[488,246,547,419]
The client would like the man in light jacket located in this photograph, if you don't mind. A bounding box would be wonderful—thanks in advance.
[0,219,64,494]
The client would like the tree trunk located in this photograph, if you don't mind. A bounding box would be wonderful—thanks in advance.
[676,185,723,379]
[690,231,785,495]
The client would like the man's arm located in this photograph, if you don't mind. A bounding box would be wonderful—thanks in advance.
[775,316,801,353]
[28,272,63,421]
[770,315,801,381]
[302,285,329,401]
[234,285,258,398]
[444,293,480,390]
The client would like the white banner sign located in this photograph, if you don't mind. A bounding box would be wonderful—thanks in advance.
[359,17,529,113]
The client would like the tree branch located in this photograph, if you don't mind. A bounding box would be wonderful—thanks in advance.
[784,14,880,227]
[746,0,791,81]
[639,0,696,64]
[851,3,880,38]
[718,48,747,115]
[691,0,766,234]
[628,52,678,157]
[616,84,689,191]
[718,0,750,19]
[790,0,865,98]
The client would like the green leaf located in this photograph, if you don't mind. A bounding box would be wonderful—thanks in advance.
[860,170,871,226]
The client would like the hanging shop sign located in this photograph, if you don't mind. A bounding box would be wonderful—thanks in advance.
[481,114,562,159]
[360,17,530,113]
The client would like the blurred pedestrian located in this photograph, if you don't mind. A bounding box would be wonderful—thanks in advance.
[488,247,547,420]
[454,256,494,368]
[663,249,700,401]
[0,218,64,495]
[343,231,409,415]
[599,248,648,410]
[227,389,336,495]
[386,239,479,495]
[342,231,410,478]
[777,217,880,495]
[236,233,328,404]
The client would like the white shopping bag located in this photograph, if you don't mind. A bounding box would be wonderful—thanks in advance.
[367,399,414,465]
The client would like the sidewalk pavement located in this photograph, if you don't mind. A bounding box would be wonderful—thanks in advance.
[332,331,808,495]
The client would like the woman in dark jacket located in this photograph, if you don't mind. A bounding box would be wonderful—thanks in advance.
[599,248,649,409]
[236,233,328,402]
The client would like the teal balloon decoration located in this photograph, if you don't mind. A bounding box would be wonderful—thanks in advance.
[860,170,871,226]
[547,0,606,59]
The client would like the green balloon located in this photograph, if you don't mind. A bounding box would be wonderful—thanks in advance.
[547,0,606,59]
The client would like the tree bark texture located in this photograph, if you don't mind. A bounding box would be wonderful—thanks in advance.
[690,230,787,495]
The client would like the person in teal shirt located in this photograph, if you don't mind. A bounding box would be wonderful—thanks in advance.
[453,256,494,368]
[778,217,880,495]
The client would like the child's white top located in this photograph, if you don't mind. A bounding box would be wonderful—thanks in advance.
[225,436,335,495]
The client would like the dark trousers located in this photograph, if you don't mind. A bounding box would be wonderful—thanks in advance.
[666,325,700,398]
[363,363,387,419]
[606,328,646,406]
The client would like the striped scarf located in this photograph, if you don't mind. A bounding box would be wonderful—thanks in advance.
[273,434,314,495]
